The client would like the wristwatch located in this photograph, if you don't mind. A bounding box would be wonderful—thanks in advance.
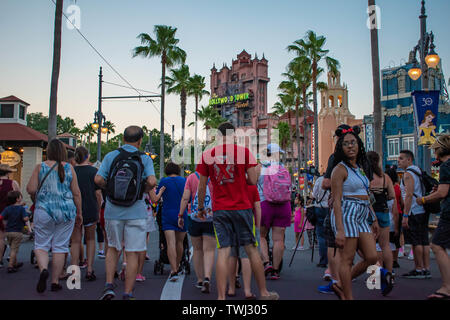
[403,214,409,218]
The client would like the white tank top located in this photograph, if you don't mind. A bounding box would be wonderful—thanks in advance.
[400,165,425,215]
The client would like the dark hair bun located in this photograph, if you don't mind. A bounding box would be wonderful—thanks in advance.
[352,126,361,135]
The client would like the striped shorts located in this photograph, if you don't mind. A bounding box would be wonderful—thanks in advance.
[331,197,372,238]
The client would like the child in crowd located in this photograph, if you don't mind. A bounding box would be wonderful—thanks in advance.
[1,191,31,273]
[293,195,306,250]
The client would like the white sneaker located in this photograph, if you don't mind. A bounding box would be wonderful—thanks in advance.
[323,272,332,281]
[299,246,305,251]
[407,251,414,260]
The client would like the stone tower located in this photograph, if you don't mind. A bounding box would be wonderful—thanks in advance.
[318,72,362,173]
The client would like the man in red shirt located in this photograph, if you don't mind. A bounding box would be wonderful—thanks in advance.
[196,122,279,300]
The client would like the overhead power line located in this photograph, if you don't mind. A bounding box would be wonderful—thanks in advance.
[48,0,173,127]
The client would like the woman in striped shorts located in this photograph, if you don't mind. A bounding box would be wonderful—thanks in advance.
[330,126,379,300]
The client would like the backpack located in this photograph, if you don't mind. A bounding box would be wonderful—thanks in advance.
[263,164,291,204]
[406,168,440,214]
[106,148,145,207]
[191,172,213,220]
[306,206,317,226]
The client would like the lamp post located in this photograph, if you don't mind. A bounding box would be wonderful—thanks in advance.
[407,0,440,174]
[144,130,157,161]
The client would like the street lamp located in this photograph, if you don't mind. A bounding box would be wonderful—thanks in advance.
[144,130,158,160]
[406,1,440,174]
[92,110,106,162]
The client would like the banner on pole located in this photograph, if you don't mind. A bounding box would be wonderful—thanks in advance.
[411,90,440,145]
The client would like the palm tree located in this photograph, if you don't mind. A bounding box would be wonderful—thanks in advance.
[280,55,311,176]
[288,31,340,168]
[189,105,226,130]
[48,0,63,141]
[132,25,186,179]
[83,123,95,152]
[103,120,116,142]
[166,64,191,174]
[273,122,290,165]
[368,0,382,155]
[187,74,210,151]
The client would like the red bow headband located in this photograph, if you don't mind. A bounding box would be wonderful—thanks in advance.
[342,128,353,134]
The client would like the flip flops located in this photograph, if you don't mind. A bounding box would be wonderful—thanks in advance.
[331,282,345,300]
[427,291,450,300]
[245,293,257,300]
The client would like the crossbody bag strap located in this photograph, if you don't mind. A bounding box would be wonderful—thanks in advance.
[37,162,58,195]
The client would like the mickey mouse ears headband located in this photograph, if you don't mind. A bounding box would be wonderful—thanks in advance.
[335,125,361,138]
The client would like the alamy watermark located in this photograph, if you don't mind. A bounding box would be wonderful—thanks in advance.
[170,128,282,168]
[367,5,381,30]
[366,265,381,290]
[66,265,81,290]
[66,4,81,30]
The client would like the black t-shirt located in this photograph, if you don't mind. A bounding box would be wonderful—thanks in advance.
[75,165,100,225]
[439,159,450,221]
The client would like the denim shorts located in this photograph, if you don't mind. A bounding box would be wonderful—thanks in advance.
[105,219,147,252]
[188,216,215,237]
[213,209,257,249]
[368,211,391,228]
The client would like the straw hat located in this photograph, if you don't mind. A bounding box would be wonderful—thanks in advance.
[430,134,450,151]
[0,164,17,172]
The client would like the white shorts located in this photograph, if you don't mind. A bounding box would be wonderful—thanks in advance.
[34,208,75,253]
[105,219,147,252]
[147,213,156,233]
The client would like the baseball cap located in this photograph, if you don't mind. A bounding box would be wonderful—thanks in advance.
[267,143,285,154]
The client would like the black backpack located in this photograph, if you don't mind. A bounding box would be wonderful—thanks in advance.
[407,168,440,214]
[106,148,145,207]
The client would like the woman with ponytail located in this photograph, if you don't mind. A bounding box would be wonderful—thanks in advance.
[329,125,379,300]
[27,139,82,293]
[71,146,102,281]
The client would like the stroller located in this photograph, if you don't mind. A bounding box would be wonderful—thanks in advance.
[153,202,191,275]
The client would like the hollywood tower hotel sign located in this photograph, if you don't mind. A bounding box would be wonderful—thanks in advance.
[209,50,271,132]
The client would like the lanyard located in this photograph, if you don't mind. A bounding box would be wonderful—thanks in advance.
[348,166,369,192]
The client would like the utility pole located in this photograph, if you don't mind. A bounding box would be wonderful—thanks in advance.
[368,0,383,157]
[97,67,103,162]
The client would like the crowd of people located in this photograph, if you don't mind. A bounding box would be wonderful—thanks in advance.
[0,122,449,301]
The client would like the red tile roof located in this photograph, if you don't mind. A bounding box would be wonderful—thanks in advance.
[0,123,47,142]
[0,123,74,150]
[0,96,30,106]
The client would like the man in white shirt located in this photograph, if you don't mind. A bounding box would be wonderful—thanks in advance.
[398,150,431,280]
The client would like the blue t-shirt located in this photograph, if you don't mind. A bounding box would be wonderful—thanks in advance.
[1,205,28,232]
[157,176,187,217]
[97,144,156,220]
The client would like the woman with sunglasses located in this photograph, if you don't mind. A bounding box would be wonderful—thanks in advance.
[330,126,379,300]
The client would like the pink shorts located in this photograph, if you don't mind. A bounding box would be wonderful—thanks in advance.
[260,200,291,229]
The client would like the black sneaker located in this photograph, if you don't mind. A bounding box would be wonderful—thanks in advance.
[195,281,203,289]
[122,293,136,300]
[51,283,63,292]
[7,267,18,273]
[401,269,424,279]
[99,284,116,300]
[201,279,210,294]
[169,272,179,282]
[422,270,432,279]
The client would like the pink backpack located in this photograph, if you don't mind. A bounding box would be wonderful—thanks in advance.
[263,164,291,203]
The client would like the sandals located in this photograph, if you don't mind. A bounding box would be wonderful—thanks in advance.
[226,292,236,297]
[245,293,257,300]
[86,270,97,281]
[427,291,450,300]
[331,282,345,300]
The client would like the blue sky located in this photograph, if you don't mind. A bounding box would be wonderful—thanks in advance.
[1,0,449,140]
